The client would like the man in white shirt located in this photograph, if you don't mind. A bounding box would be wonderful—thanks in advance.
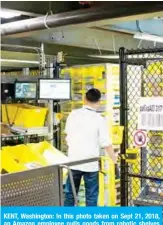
[64,88,117,206]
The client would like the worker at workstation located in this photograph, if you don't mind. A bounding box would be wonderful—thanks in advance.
[64,88,117,206]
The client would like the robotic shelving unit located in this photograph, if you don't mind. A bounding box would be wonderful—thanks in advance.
[60,63,121,206]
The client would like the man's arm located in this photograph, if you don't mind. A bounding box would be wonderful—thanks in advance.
[99,117,117,164]
[105,145,117,164]
[65,111,74,144]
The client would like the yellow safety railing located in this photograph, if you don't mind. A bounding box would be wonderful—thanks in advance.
[98,156,116,206]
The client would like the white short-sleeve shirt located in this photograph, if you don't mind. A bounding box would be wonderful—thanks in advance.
[65,105,112,172]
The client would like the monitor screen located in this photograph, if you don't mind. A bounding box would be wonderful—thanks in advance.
[39,79,71,100]
[15,82,37,99]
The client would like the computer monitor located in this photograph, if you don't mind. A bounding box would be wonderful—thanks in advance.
[39,79,71,100]
[15,81,37,99]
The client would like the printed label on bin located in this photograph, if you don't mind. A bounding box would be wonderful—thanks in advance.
[25,162,42,169]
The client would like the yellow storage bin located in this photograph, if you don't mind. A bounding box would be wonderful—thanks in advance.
[1,104,48,128]
[81,67,88,77]
[96,66,105,78]
[147,62,163,75]
[70,68,82,78]
[17,145,47,165]
[27,141,52,155]
[1,143,56,174]
[86,66,95,77]
[27,141,68,178]
[2,145,47,166]
[87,66,105,78]
[1,150,27,173]
[111,126,124,145]
[27,141,68,164]
[94,80,106,91]
[1,142,69,175]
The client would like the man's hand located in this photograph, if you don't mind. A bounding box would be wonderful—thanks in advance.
[105,145,118,164]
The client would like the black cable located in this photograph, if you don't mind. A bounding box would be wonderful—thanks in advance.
[4,97,12,127]
[115,164,120,179]
[4,95,23,130]
[12,107,20,127]
[136,20,143,33]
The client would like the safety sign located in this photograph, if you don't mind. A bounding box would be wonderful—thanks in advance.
[133,130,147,147]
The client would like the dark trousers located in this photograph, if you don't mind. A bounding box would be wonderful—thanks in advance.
[64,170,99,206]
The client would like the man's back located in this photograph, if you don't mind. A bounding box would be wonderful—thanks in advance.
[65,106,110,172]
[64,88,115,206]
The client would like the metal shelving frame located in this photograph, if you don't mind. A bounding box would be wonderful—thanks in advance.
[1,43,55,144]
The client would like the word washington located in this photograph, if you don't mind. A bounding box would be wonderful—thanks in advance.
[21,214,54,220]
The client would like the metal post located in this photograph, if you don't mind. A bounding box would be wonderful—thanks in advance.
[119,47,128,206]
[53,56,61,149]
[40,43,46,76]
[46,56,54,144]
[140,66,147,190]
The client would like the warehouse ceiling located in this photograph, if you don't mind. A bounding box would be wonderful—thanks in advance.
[1,1,87,16]
[1,1,163,70]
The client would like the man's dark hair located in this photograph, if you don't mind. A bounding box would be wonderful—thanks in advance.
[85,88,101,103]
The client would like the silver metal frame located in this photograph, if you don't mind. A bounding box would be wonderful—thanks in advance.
[1,157,100,206]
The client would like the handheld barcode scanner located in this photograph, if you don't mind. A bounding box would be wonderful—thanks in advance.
[115,164,120,179]
[115,149,139,179]
[120,149,139,164]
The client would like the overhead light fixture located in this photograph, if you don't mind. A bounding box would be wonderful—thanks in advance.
[1,59,40,64]
[134,32,163,43]
[0,9,21,19]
